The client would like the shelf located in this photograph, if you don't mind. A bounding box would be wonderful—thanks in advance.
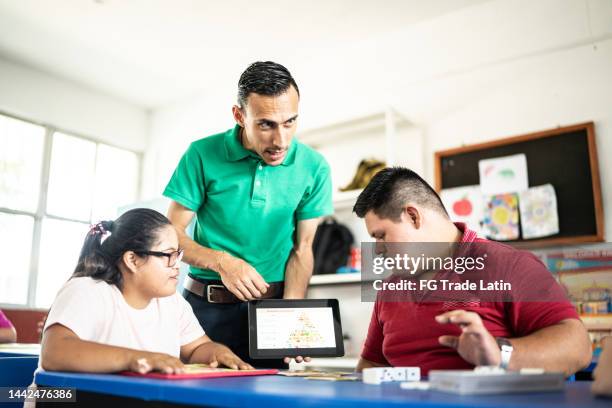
[332,189,363,211]
[584,324,612,331]
[298,111,412,149]
[310,273,363,285]
[298,110,419,215]
[580,314,612,331]
[299,113,385,148]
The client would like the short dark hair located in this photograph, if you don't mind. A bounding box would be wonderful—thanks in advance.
[353,167,449,221]
[237,61,299,108]
[72,208,171,289]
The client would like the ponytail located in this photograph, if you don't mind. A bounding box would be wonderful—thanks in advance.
[73,220,123,287]
[72,209,171,289]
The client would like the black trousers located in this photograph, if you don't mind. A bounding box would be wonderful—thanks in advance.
[183,289,288,369]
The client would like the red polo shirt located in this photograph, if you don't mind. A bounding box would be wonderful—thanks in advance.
[361,223,579,375]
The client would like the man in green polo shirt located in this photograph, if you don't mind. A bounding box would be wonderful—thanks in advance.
[164,61,333,367]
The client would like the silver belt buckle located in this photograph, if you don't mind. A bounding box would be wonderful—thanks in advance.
[206,284,226,303]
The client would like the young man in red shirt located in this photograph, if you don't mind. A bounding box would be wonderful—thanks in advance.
[353,167,592,376]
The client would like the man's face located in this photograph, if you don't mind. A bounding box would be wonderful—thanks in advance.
[364,207,435,255]
[365,210,420,243]
[234,86,299,166]
[365,208,450,275]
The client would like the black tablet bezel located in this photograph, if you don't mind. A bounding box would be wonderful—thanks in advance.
[248,299,345,359]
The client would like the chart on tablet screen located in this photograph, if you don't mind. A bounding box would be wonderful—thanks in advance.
[256,307,336,349]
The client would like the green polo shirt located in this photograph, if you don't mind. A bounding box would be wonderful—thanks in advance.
[163,125,333,283]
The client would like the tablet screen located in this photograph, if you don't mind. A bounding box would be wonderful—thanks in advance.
[248,299,344,359]
[256,307,336,349]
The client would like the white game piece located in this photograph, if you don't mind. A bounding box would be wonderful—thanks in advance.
[429,368,565,395]
[362,367,420,385]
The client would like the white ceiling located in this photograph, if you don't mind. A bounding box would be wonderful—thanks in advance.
[0,0,488,108]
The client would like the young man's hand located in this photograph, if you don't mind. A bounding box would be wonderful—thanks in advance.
[592,336,612,396]
[435,310,502,367]
[217,252,269,301]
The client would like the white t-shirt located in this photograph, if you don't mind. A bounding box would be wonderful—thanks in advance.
[44,277,205,357]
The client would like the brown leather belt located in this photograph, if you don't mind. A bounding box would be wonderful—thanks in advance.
[184,274,284,304]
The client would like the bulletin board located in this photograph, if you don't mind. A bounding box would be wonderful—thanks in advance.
[434,122,604,247]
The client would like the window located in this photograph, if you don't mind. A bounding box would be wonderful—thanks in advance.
[0,213,34,305]
[92,144,139,221]
[0,113,141,308]
[0,115,45,212]
[36,218,92,308]
[46,132,97,221]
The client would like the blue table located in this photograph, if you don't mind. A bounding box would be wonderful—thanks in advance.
[35,371,611,408]
[0,356,38,387]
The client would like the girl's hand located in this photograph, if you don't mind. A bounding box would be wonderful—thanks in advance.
[208,344,254,370]
[129,352,185,374]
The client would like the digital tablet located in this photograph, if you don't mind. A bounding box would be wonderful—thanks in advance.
[248,299,344,359]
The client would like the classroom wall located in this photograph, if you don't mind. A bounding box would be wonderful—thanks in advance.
[142,0,612,353]
[143,0,612,241]
[0,56,149,152]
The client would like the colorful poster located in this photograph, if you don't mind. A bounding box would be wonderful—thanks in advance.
[483,193,520,241]
[519,184,559,239]
[558,270,611,305]
[538,252,612,273]
[440,185,484,235]
[478,154,529,195]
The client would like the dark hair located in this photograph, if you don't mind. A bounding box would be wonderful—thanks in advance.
[353,167,449,221]
[237,61,299,108]
[72,208,171,288]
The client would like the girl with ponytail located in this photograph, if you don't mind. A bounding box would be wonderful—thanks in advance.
[40,208,252,375]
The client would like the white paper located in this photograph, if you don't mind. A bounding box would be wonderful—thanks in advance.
[478,154,528,195]
[440,185,484,235]
[518,184,559,239]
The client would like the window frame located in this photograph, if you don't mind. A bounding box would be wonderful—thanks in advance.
[0,110,142,309]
